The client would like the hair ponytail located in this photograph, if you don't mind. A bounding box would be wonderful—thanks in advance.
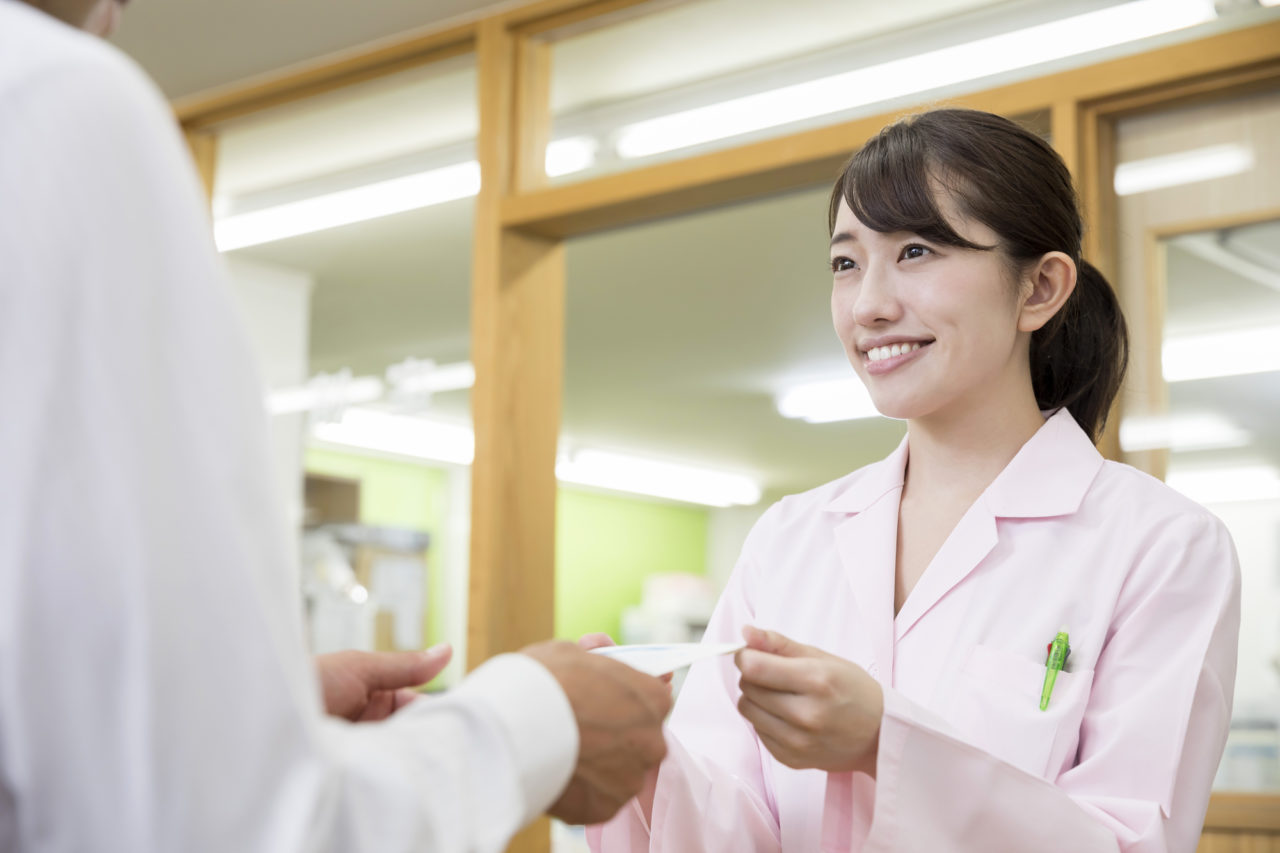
[831,108,1129,442]
[1030,260,1128,441]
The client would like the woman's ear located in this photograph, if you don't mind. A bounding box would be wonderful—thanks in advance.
[1018,252,1077,333]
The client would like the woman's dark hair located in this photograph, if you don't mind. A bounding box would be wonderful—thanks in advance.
[828,108,1128,442]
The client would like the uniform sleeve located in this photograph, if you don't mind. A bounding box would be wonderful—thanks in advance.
[824,512,1240,853]
[0,35,575,853]
[588,508,783,852]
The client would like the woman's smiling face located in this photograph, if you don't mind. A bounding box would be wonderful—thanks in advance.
[829,194,1032,425]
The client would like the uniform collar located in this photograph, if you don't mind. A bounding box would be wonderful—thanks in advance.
[822,408,1103,519]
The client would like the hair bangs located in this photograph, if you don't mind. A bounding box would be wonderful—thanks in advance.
[828,120,989,252]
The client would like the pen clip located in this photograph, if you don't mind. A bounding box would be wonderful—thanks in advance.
[1040,629,1071,711]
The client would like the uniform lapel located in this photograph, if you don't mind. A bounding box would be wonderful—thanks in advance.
[823,410,1105,669]
[894,409,1104,643]
[892,502,998,642]
[825,439,907,679]
[833,497,900,679]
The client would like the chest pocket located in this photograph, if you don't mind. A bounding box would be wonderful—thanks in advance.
[949,644,1094,779]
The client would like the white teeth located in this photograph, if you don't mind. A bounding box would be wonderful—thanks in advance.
[866,342,923,362]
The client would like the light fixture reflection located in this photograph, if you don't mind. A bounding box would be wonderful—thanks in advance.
[615,0,1216,159]
[776,377,881,423]
[1114,144,1254,196]
[1163,325,1280,382]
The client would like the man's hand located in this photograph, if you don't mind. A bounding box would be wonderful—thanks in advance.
[521,640,671,825]
[317,645,453,723]
[735,626,883,776]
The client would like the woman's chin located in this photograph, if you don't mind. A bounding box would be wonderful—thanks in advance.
[866,397,926,423]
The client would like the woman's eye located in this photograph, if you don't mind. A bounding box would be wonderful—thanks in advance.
[900,244,931,261]
[831,256,859,273]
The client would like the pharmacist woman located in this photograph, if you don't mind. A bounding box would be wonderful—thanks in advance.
[590,108,1240,852]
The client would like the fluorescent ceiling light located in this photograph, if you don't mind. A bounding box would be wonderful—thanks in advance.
[269,375,384,416]
[1114,144,1254,195]
[1163,325,1280,382]
[557,449,762,507]
[1166,464,1280,504]
[311,409,760,506]
[385,359,476,396]
[776,377,881,423]
[615,0,1216,159]
[545,136,598,178]
[215,133,597,251]
[1118,413,1250,453]
[313,408,475,466]
[269,360,474,416]
[216,161,481,252]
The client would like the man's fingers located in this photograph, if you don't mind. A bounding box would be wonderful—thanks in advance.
[392,688,421,711]
[598,655,672,717]
[361,645,453,692]
[356,690,396,722]
[577,632,616,651]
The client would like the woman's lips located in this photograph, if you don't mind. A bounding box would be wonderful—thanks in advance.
[863,341,931,375]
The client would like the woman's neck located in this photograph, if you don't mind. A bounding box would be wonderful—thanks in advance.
[903,392,1047,504]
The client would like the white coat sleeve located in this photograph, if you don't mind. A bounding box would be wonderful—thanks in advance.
[824,511,1240,853]
[588,507,783,852]
[0,29,576,853]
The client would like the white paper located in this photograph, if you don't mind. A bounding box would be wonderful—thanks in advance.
[589,642,746,677]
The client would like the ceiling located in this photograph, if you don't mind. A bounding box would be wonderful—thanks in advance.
[200,0,1029,203]
[110,0,1028,102]
[109,0,513,99]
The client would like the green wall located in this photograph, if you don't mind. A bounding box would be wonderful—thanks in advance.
[304,448,710,650]
[555,488,708,641]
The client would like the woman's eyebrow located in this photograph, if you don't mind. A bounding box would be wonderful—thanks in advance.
[829,231,859,248]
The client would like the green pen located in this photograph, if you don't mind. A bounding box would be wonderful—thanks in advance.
[1040,628,1071,711]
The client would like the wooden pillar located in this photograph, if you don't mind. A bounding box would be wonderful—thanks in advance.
[1050,100,1080,182]
[183,127,218,202]
[513,35,553,193]
[1072,104,1126,462]
[468,17,563,853]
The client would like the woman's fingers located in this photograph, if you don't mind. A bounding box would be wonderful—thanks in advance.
[735,646,818,693]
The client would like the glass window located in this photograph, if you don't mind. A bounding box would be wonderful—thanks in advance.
[1114,86,1280,791]
[538,0,1268,185]
[211,58,478,687]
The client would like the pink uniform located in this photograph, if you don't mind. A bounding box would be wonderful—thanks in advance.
[590,409,1240,852]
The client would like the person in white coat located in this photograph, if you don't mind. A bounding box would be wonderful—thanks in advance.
[590,109,1241,851]
[0,1,671,850]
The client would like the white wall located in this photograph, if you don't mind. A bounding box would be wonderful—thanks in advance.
[222,254,314,534]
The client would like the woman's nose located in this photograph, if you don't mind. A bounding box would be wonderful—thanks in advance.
[851,266,902,326]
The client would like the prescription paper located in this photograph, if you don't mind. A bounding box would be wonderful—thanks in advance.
[589,642,746,677]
